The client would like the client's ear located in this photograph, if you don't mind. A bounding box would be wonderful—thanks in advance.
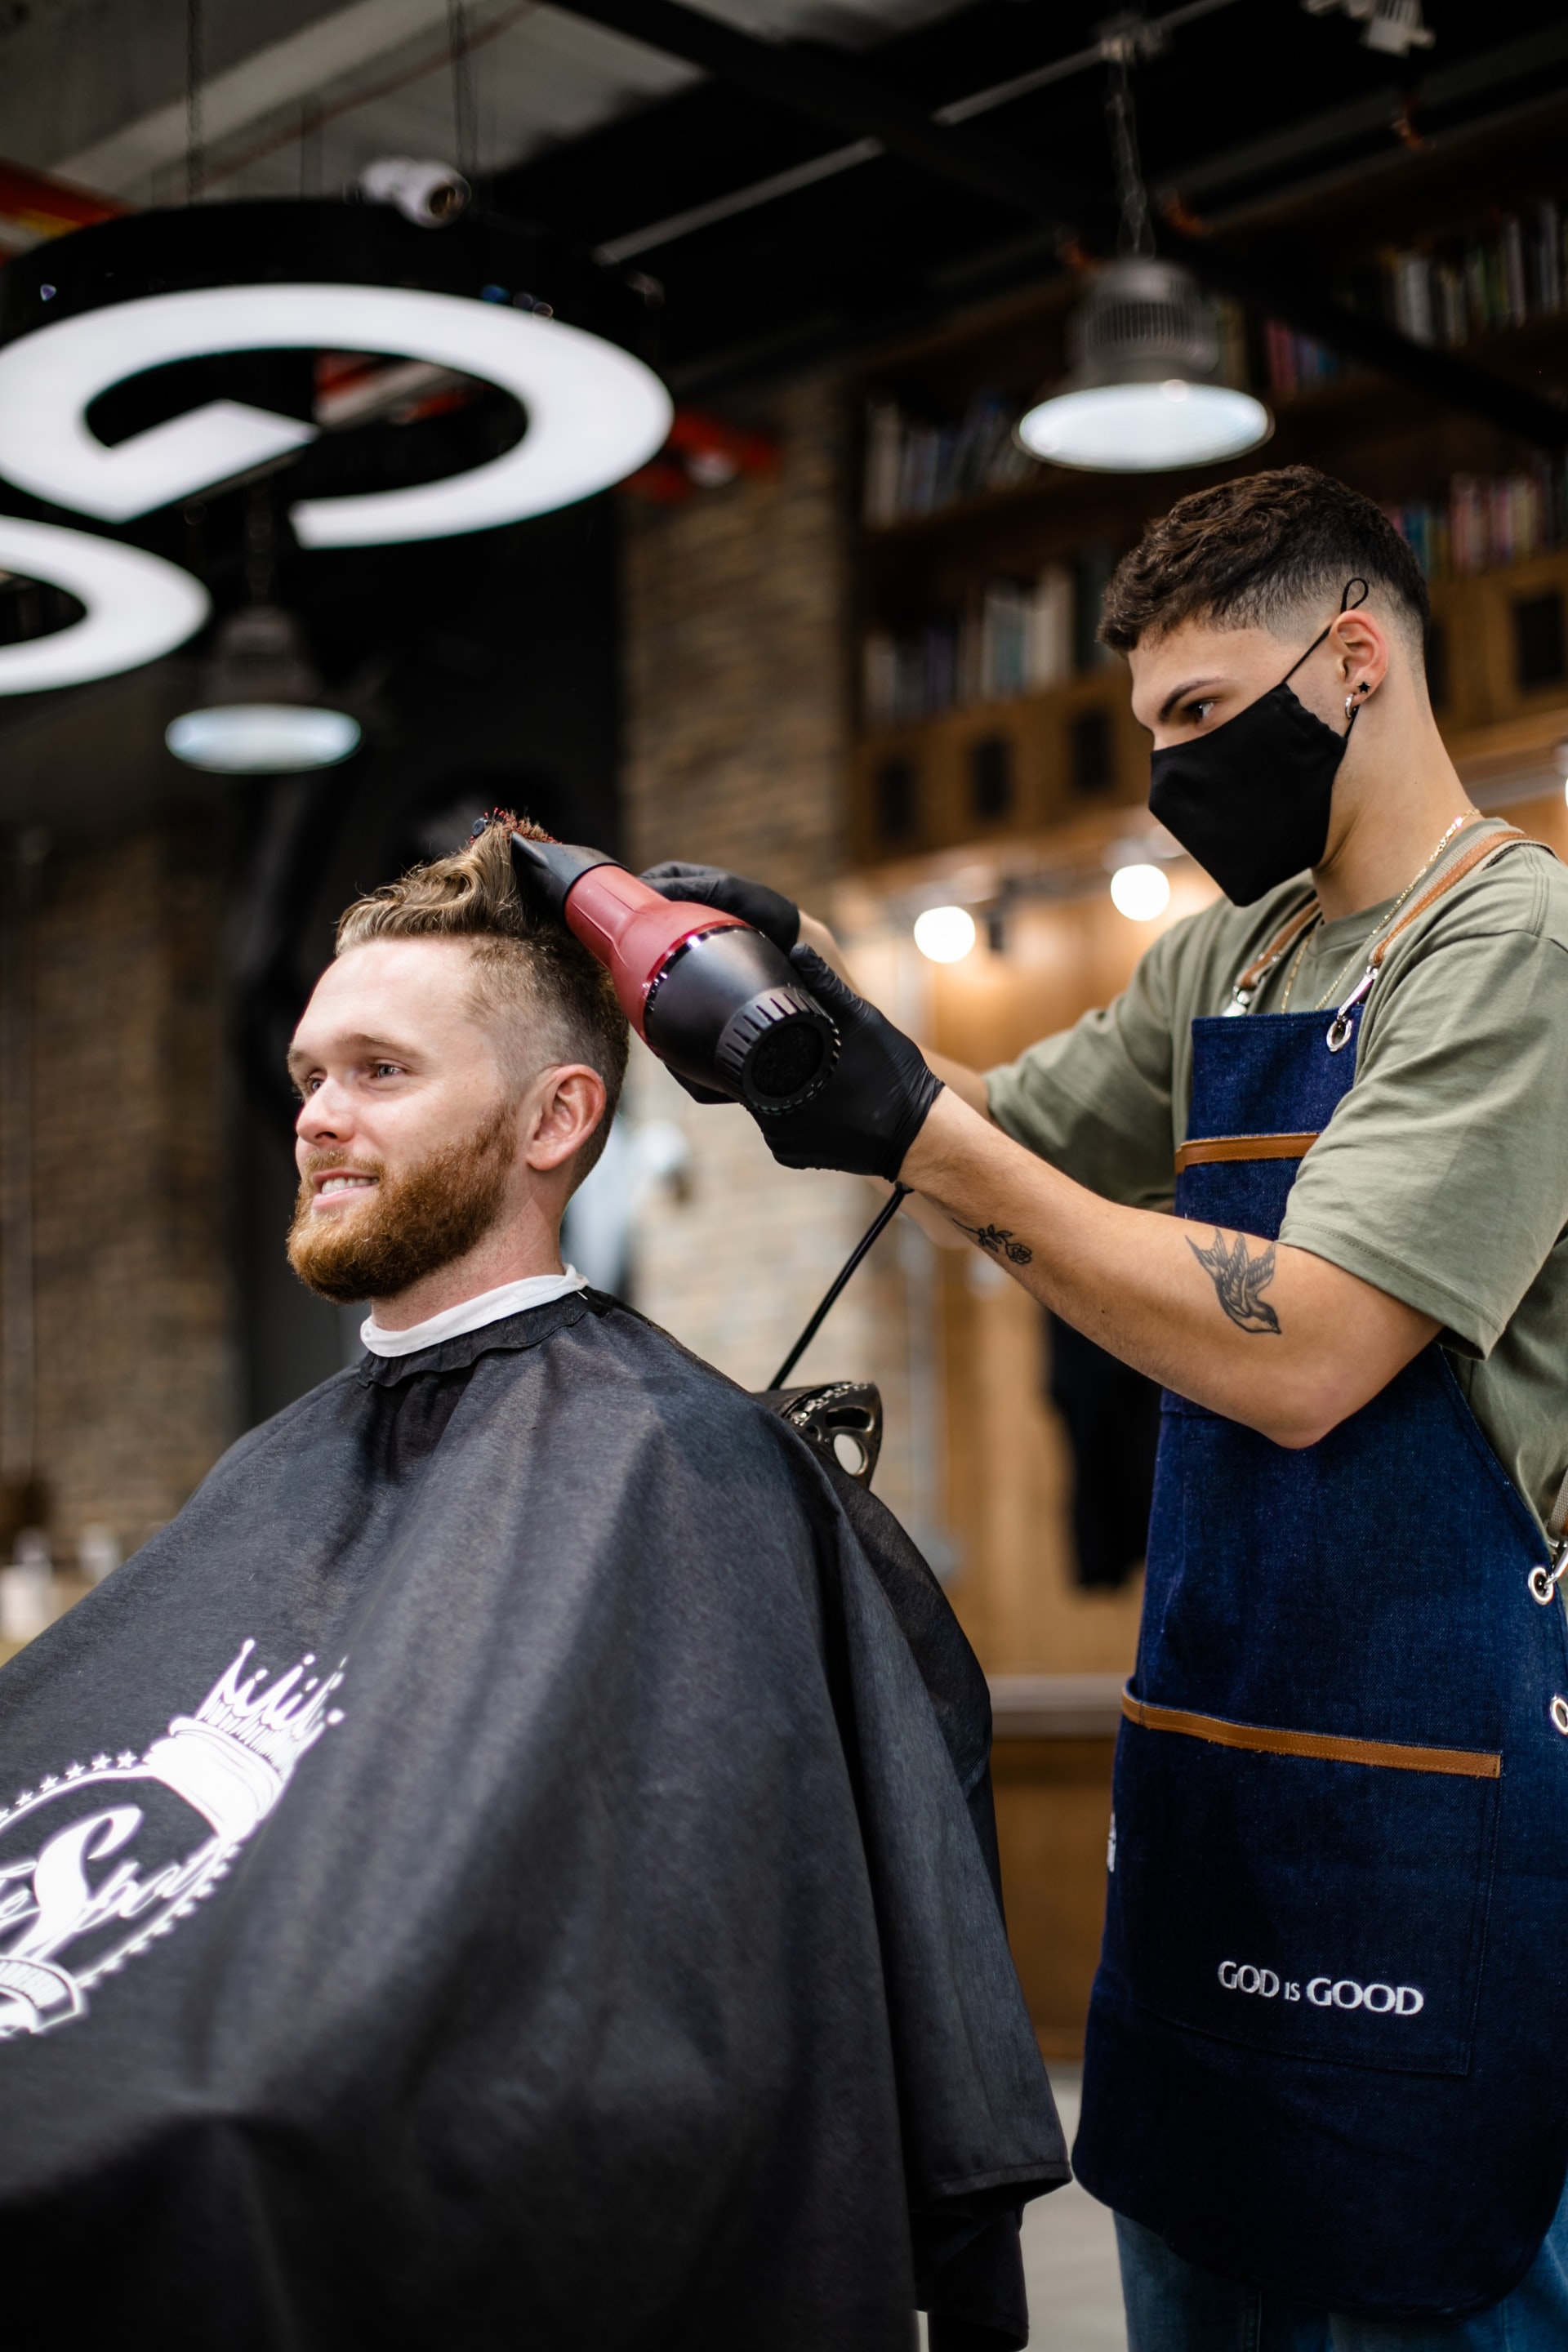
[524,1065,608,1174]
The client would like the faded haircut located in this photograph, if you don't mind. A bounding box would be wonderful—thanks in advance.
[334,814,630,1181]
[1099,466,1431,668]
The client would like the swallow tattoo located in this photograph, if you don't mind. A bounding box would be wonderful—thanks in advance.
[1188,1228,1281,1334]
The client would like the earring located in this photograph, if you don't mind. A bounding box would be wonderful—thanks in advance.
[1345,682,1370,719]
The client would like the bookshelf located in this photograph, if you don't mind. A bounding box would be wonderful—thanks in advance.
[849,546,1568,867]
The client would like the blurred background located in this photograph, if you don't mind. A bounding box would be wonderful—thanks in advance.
[0,0,1566,2138]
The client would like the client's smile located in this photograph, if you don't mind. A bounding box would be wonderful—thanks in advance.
[313,1170,378,1207]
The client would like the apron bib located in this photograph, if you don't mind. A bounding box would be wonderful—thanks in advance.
[1072,999,1568,2322]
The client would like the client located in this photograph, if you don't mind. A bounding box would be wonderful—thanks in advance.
[0,817,1063,2350]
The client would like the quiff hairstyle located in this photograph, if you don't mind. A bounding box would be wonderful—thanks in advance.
[1099,466,1431,666]
[334,814,630,1182]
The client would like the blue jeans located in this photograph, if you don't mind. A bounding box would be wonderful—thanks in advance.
[1116,2168,1568,2350]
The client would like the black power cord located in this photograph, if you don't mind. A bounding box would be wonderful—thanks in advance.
[768,1184,910,1392]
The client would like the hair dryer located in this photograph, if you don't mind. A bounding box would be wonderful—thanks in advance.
[510,834,839,1114]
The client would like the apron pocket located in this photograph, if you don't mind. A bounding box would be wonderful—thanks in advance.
[1113,1695,1500,2078]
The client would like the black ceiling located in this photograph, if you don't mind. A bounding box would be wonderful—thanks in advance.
[490,0,1568,394]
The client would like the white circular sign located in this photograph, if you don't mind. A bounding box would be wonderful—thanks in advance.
[0,517,209,693]
[0,283,674,544]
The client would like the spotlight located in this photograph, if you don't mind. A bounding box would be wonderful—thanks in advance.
[1109,862,1171,921]
[914,906,977,964]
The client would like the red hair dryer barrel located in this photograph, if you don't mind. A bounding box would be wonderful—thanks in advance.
[510,835,839,1114]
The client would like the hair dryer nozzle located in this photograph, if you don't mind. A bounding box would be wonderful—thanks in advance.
[645,929,840,1113]
[509,833,620,921]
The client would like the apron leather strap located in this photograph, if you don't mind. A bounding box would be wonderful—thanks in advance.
[1229,898,1321,1009]
[1361,826,1530,981]
[1324,826,1545,1050]
[1230,822,1551,1019]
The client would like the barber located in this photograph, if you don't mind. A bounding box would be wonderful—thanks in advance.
[644,465,1568,2346]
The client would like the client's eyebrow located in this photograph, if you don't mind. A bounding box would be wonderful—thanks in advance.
[285,1030,412,1078]
[1158,675,1225,724]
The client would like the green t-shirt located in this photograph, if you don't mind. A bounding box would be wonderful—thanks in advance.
[986,819,1568,1537]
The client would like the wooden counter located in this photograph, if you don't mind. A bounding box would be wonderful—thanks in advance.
[991,1676,1120,2061]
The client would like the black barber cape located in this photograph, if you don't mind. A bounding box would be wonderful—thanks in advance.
[0,1290,1065,2350]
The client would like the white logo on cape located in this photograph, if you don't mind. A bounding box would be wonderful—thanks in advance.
[0,1639,345,2039]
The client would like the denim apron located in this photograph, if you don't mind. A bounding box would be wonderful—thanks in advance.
[1073,840,1568,2323]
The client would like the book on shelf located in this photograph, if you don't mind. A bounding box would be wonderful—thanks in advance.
[1263,319,1347,398]
[1381,198,1565,350]
[862,562,1076,726]
[1384,463,1565,579]
[862,389,1040,524]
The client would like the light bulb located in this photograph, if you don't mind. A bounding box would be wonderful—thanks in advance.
[1017,382,1272,474]
[1110,863,1170,921]
[166,705,361,773]
[913,905,977,964]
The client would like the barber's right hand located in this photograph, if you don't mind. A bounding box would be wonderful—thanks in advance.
[639,862,800,956]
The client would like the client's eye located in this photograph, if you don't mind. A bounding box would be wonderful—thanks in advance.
[1185,696,1218,725]
[372,1062,400,1080]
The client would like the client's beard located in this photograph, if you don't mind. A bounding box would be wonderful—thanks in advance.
[287,1098,517,1305]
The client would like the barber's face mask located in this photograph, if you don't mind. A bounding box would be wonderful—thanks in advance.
[1147,580,1370,906]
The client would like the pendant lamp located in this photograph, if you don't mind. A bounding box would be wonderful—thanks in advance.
[1018,257,1272,472]
[1018,47,1272,474]
[0,201,671,542]
[167,604,359,773]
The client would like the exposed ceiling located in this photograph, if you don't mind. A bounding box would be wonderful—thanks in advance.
[2,0,1563,400]
[0,0,965,209]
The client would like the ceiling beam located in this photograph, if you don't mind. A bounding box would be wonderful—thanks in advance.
[556,0,1568,449]
[547,0,1113,234]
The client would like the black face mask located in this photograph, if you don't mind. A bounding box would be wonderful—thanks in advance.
[1147,580,1370,906]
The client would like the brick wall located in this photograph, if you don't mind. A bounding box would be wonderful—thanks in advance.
[2,815,238,1565]
[622,375,849,904]
[620,373,953,1561]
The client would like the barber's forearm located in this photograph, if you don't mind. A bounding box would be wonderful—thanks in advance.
[925,1053,991,1120]
[901,1090,1437,1448]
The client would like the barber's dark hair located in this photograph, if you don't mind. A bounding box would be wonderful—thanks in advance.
[1099,466,1430,660]
[334,813,630,1180]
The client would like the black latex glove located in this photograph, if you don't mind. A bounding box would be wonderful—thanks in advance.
[639,862,800,956]
[755,944,944,1180]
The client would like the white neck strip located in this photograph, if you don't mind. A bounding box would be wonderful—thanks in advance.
[360,1269,587,1359]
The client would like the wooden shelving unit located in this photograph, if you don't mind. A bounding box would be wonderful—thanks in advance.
[849,548,1568,867]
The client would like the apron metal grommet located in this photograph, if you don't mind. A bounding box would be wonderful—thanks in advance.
[1551,1696,1568,1736]
[1530,1566,1559,1605]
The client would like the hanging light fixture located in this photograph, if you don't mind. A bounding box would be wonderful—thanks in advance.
[167,485,359,773]
[166,603,359,773]
[0,201,672,542]
[1018,43,1272,474]
[0,515,207,693]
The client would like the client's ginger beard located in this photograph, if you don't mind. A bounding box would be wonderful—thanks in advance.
[287,1097,518,1305]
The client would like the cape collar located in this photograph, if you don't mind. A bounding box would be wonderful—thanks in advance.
[361,1268,587,1357]
[357,1290,604,1386]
